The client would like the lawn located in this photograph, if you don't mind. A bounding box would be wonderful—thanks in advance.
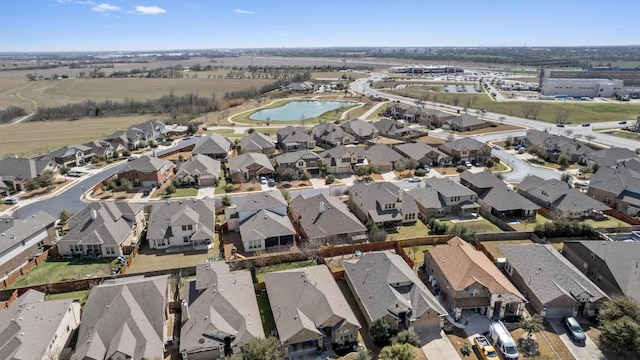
[46,289,92,306]
[388,88,640,123]
[512,327,574,360]
[171,187,199,198]
[506,214,551,232]
[486,161,508,172]
[402,244,434,269]
[0,114,164,158]
[584,217,631,228]
[10,259,115,288]
[209,128,246,139]
[215,176,228,195]
[441,218,503,233]
[386,220,430,240]
[255,259,317,283]
[605,130,640,141]
[127,237,221,273]
[256,293,277,336]
[526,158,580,170]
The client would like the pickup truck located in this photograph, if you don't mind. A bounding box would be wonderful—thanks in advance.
[473,335,499,360]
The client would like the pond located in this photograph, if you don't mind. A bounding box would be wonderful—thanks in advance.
[249,100,355,121]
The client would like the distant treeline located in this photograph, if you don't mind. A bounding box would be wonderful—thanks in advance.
[0,106,27,123]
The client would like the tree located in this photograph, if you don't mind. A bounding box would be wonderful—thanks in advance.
[585,134,596,144]
[391,328,421,347]
[281,168,297,181]
[591,162,600,173]
[239,336,283,360]
[379,343,415,360]
[561,172,571,183]
[222,195,232,207]
[369,318,392,346]
[59,209,73,224]
[119,178,133,191]
[404,158,419,170]
[463,96,477,110]
[557,154,571,168]
[59,166,70,177]
[555,108,570,124]
[451,96,460,107]
[598,297,640,357]
[521,315,544,339]
[499,116,506,124]
[37,170,55,189]
[26,178,40,191]
[505,137,513,148]
[356,349,372,360]
[485,159,495,168]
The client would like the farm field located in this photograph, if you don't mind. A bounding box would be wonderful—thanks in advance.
[0,114,162,158]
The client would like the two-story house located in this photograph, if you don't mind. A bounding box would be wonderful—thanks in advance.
[276,126,316,152]
[311,123,355,149]
[394,143,451,167]
[117,155,174,188]
[274,150,323,177]
[438,137,491,164]
[238,131,276,154]
[587,158,640,216]
[147,198,216,250]
[405,178,480,218]
[46,144,95,167]
[341,118,380,143]
[318,145,367,174]
[227,152,274,183]
[0,157,58,193]
[348,182,418,228]
[192,133,234,159]
[373,118,412,139]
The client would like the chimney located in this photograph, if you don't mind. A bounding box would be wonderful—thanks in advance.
[319,201,325,213]
[91,210,97,220]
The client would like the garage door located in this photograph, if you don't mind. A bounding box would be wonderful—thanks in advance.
[544,307,573,319]
[199,177,217,186]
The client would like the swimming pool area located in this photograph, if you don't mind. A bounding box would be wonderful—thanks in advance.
[249,100,355,121]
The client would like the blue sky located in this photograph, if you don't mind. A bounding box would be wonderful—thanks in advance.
[1,0,638,52]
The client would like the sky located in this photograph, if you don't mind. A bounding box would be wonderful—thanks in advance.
[1,0,638,52]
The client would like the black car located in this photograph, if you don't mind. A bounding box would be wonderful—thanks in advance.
[556,124,565,127]
[619,121,628,125]
[582,123,590,127]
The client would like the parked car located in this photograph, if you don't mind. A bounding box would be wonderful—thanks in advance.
[4,197,18,205]
[619,121,627,125]
[582,123,591,127]
[465,161,473,169]
[562,316,586,344]
[260,176,267,185]
[267,178,276,187]
[557,124,565,127]
[492,145,502,150]
[127,155,137,162]
[422,165,431,173]
[142,187,152,196]
[408,177,421,183]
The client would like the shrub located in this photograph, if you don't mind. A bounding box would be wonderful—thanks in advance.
[485,159,495,168]
[414,168,426,177]
[456,165,467,173]
[325,174,336,185]
[224,183,234,193]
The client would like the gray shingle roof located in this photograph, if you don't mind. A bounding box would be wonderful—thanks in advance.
[239,132,275,152]
[275,150,322,166]
[59,202,142,248]
[445,114,485,129]
[519,175,609,213]
[265,265,360,344]
[0,211,56,255]
[583,147,639,168]
[72,275,169,360]
[349,182,418,223]
[425,178,477,198]
[405,187,443,209]
[343,251,447,324]
[290,193,366,241]
[460,170,504,189]
[318,145,366,161]
[234,190,287,213]
[312,123,355,143]
[341,118,379,138]
[48,144,93,159]
[181,262,264,354]
[239,209,296,242]
[0,290,77,360]
[364,144,405,167]
[443,137,487,151]
[394,143,447,162]
[589,159,640,196]
[176,154,221,179]
[0,157,54,179]
[192,133,233,157]
[120,155,173,173]
[481,185,540,212]
[228,153,274,175]
[373,119,411,136]
[147,198,215,243]
[499,244,609,305]
[277,126,314,145]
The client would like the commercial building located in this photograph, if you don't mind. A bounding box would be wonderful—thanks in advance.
[540,67,640,98]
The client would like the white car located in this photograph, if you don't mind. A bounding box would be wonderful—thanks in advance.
[465,161,473,169]
[408,177,421,183]
[127,155,137,162]
[4,197,18,205]
[260,176,267,185]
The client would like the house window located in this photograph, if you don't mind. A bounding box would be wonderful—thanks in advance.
[105,247,115,255]
[181,224,193,231]
[183,236,190,243]
[156,239,166,247]
[248,240,261,250]
[469,288,479,297]
[404,213,415,220]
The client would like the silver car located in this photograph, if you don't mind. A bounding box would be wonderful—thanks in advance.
[563,316,586,344]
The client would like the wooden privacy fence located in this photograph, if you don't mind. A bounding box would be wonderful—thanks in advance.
[0,249,49,290]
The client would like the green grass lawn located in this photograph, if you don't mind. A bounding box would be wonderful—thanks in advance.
[388,88,640,123]
[215,176,228,195]
[209,128,245,138]
[506,214,551,232]
[46,289,91,306]
[171,187,198,198]
[487,162,508,172]
[10,259,115,288]
[607,130,640,141]
[386,220,430,240]
[255,259,317,283]
[584,217,631,228]
[441,218,503,233]
[403,244,434,269]
[256,293,276,336]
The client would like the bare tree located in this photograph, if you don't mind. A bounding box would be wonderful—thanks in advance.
[521,104,534,119]
[554,108,570,124]
[564,129,573,137]
[585,134,596,144]
[299,237,324,262]
[499,116,506,124]
[530,104,541,119]
[463,96,477,110]
[451,96,461,107]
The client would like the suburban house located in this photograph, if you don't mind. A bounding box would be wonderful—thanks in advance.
[318,145,367,174]
[438,138,491,164]
[587,159,640,215]
[348,182,418,228]
[276,126,316,152]
[460,171,539,218]
[118,155,174,188]
[180,262,264,359]
[343,251,447,334]
[405,178,480,218]
[311,123,355,149]
[385,104,455,125]
[265,265,361,356]
[56,202,145,258]
[274,150,323,177]
[238,131,276,154]
[227,152,274,183]
[341,118,380,143]
[284,81,314,92]
[46,144,95,167]
[0,211,56,281]
[147,198,216,250]
[84,140,116,158]
[129,121,166,142]
[225,191,295,253]
[394,143,451,167]
[579,147,639,168]
[562,241,640,303]
[192,133,234,159]
[105,131,133,151]
[373,119,412,139]
[499,244,609,318]
[0,290,81,360]
[514,130,592,162]
[72,275,171,360]
[0,177,8,196]
[290,193,368,245]
[0,157,58,192]
[424,237,526,321]
[517,175,609,219]
[175,154,221,186]
[362,144,406,171]
[443,114,489,132]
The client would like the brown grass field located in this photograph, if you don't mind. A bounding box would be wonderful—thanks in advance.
[0,114,165,157]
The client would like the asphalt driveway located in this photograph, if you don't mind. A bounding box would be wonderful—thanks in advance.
[548,318,606,360]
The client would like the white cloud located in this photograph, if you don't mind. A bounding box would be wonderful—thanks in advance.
[76,0,95,5]
[234,9,255,14]
[133,5,167,15]
[92,3,121,12]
